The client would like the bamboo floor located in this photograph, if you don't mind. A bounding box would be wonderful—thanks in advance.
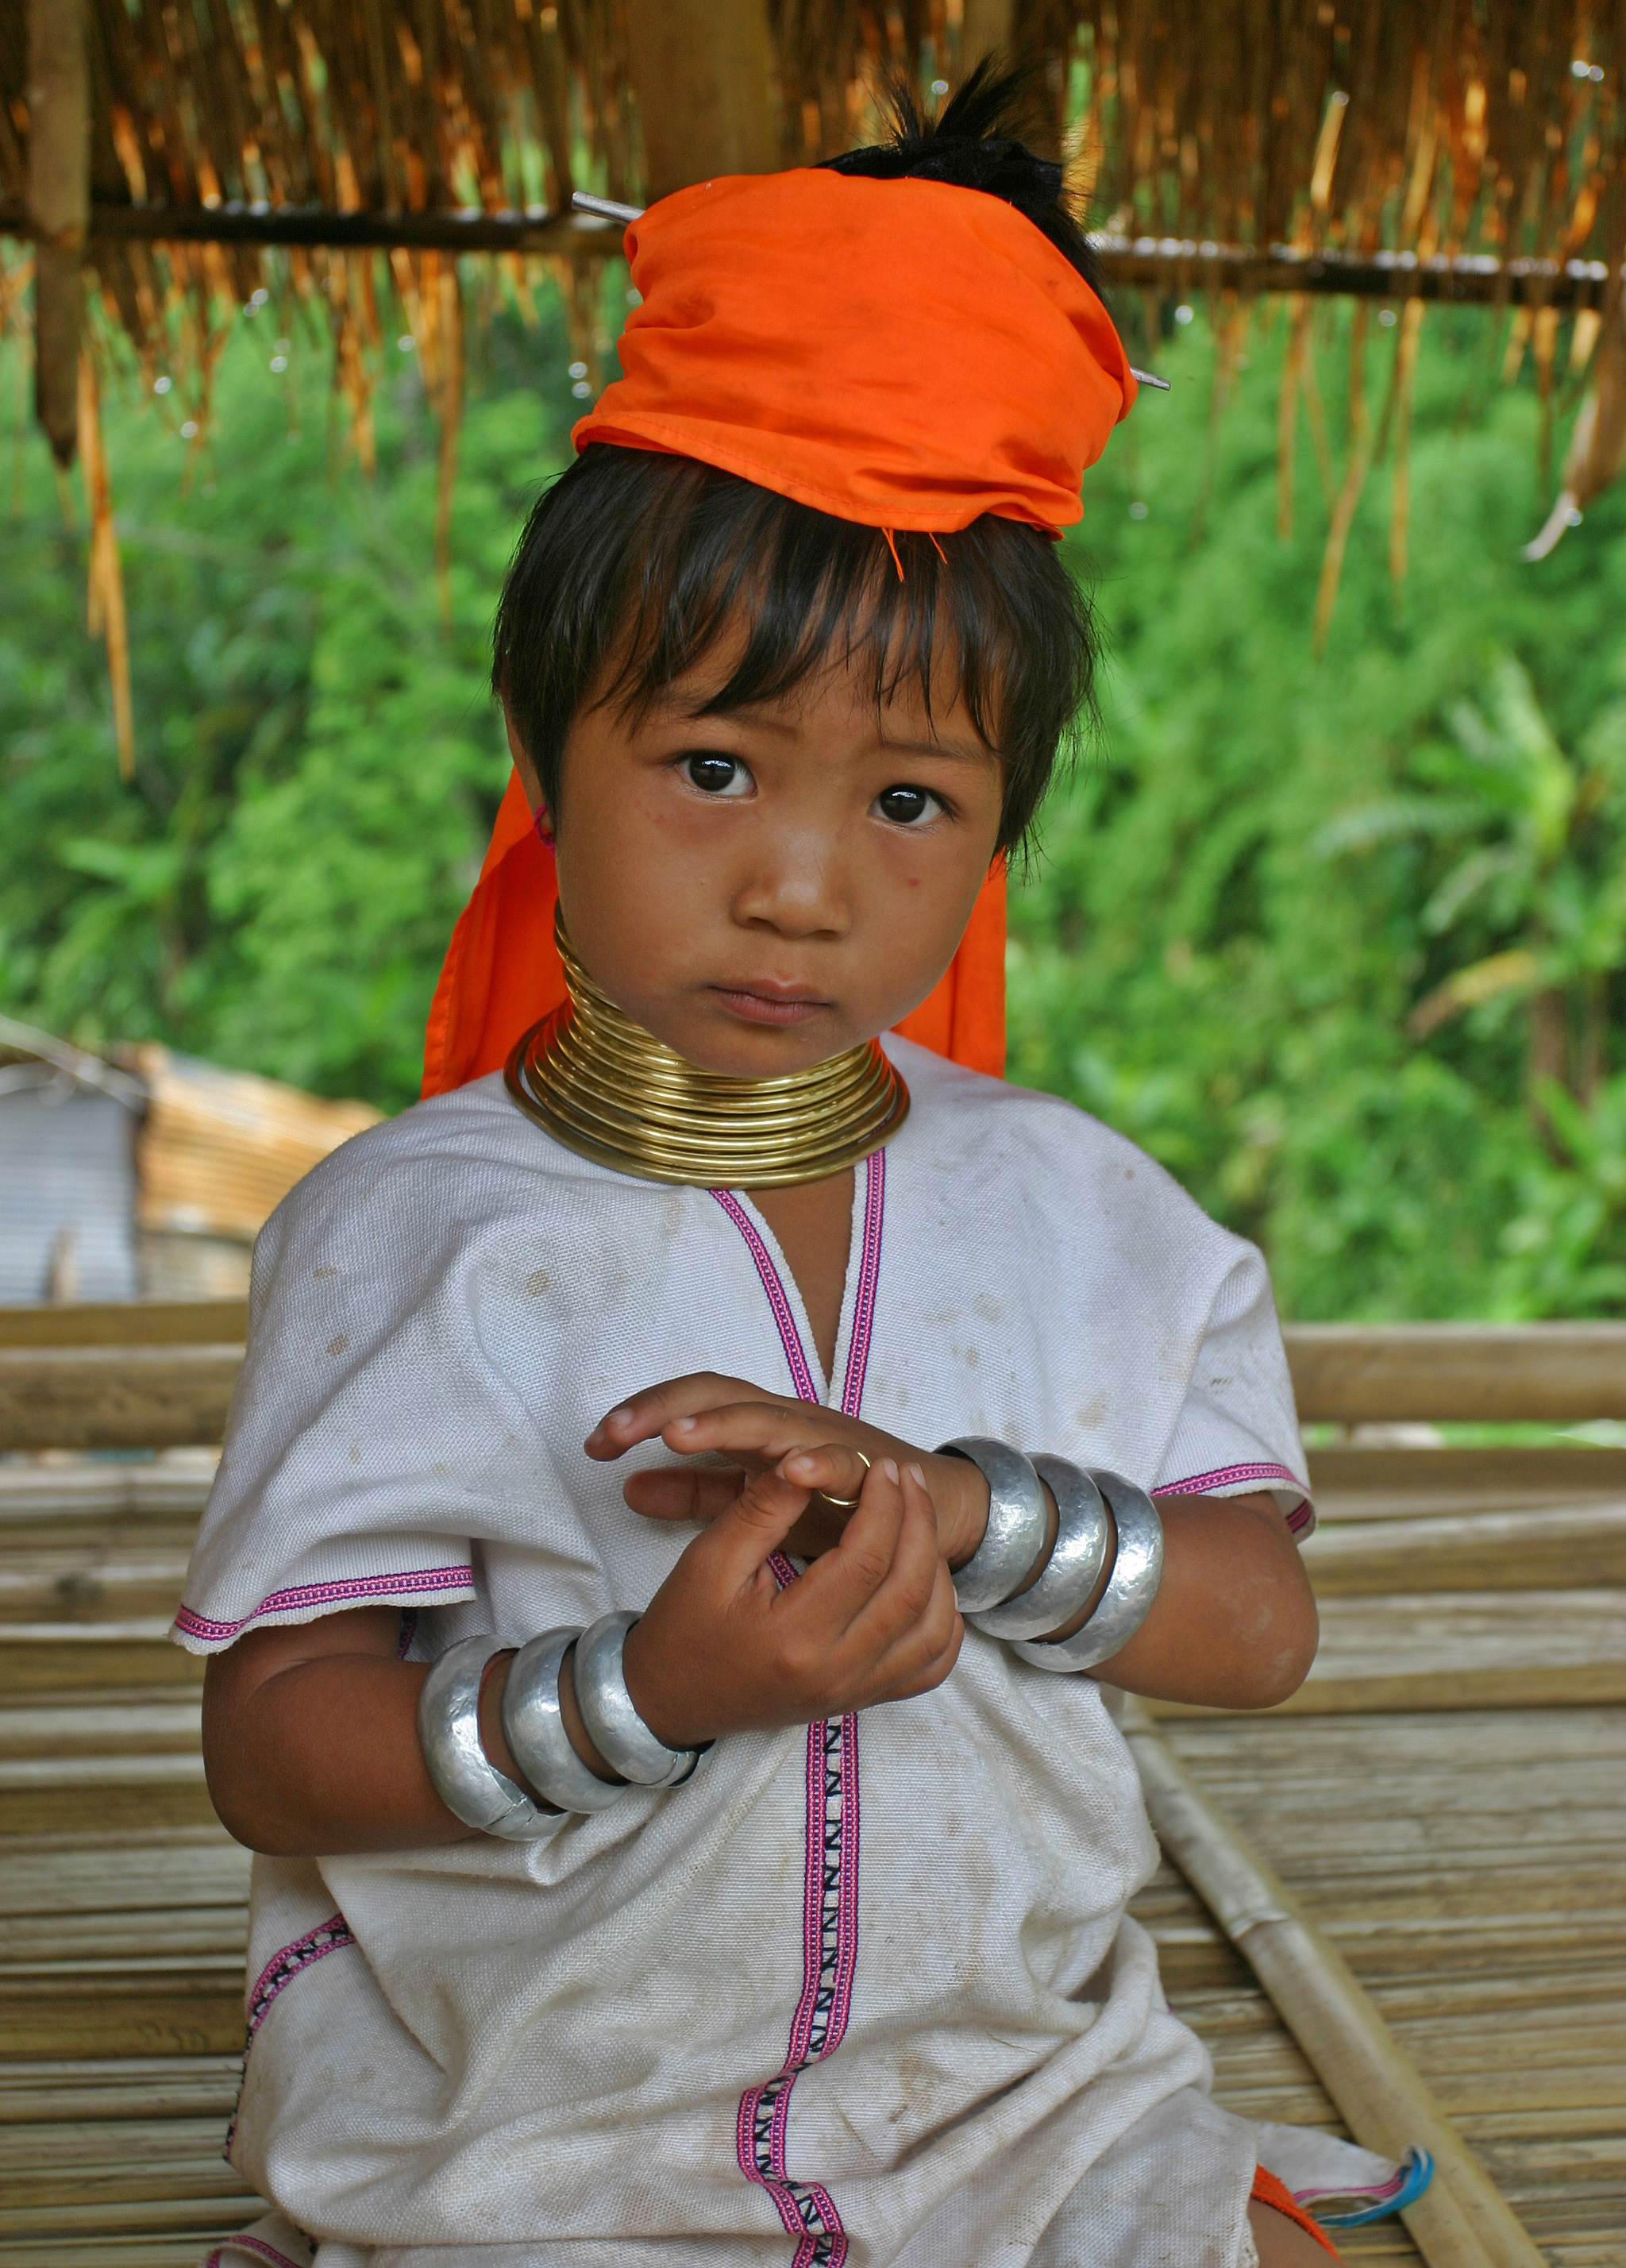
[0,1448,1620,2268]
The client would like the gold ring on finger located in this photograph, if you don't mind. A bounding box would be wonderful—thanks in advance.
[818,1451,871,1510]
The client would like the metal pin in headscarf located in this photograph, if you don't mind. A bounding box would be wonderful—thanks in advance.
[572,195,1168,388]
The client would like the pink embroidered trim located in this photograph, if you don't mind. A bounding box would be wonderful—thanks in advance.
[1154,1462,1314,1534]
[204,2236,306,2268]
[711,1190,821,1403]
[226,1913,358,2157]
[736,1710,860,2266]
[174,1564,474,1646]
[245,1914,356,2042]
[841,1151,884,1420]
[716,1151,884,2268]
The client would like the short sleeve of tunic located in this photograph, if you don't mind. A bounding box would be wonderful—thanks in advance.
[175,1097,516,1652]
[1150,1240,1312,1535]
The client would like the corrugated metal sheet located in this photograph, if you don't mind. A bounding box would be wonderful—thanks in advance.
[0,1071,139,1304]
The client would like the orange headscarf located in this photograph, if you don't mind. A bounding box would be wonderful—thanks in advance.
[423,168,1135,1097]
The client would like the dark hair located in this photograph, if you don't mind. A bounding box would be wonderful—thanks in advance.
[492,64,1100,861]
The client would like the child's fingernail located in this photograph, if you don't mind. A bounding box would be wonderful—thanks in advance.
[907,1463,926,1486]
[670,1415,698,1433]
[606,1406,632,1428]
[882,1457,899,1483]
[785,1452,818,1474]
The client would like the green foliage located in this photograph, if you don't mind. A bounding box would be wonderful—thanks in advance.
[0,300,575,1103]
[2,288,1622,1316]
[1009,303,1626,1317]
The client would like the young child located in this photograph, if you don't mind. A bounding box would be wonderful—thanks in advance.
[180,71,1400,2268]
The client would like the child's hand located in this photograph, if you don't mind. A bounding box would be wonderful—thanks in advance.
[619,1451,962,1748]
[586,1372,991,1567]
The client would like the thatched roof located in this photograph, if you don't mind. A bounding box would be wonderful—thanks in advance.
[5,4,1621,365]
[2,2,1623,755]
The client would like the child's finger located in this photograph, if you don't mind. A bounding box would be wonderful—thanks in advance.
[778,1444,873,1510]
[584,1374,790,1459]
[622,1465,746,1526]
[795,1456,908,1626]
[839,1462,944,1657]
[655,1401,848,1468]
[866,1595,965,1704]
[698,1463,818,1589]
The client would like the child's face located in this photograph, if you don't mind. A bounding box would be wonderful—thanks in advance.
[508,633,1004,1076]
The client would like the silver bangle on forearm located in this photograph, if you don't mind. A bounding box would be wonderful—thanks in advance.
[1010,1468,1164,1672]
[572,1610,707,1788]
[969,1456,1112,1641]
[503,1627,626,1814]
[418,1634,559,1839]
[937,1437,1050,1614]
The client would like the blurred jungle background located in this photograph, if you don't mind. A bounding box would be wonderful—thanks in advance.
[2,8,1624,1325]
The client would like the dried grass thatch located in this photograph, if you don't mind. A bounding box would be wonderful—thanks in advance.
[1,2,1623,743]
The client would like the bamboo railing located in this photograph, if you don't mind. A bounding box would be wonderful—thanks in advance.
[3,1307,1624,1452]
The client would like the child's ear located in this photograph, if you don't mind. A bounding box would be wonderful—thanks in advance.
[502,699,550,832]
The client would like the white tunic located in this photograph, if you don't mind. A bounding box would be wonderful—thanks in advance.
[179,1036,1318,2268]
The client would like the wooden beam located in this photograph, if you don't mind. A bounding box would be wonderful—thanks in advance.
[0,1347,242,1452]
[624,0,778,201]
[1089,237,1620,312]
[0,200,1614,310]
[0,1319,1622,1448]
[0,198,612,258]
[1284,1323,1626,1422]
[1302,1500,1626,1595]
[25,0,88,466]
[1306,1443,1626,1514]
[0,1301,246,1349]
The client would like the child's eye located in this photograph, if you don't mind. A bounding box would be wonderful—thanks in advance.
[874,784,943,827]
[680,752,753,798]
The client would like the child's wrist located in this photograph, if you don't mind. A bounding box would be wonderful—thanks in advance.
[476,1648,619,1803]
[921,1452,992,1569]
[620,1616,711,1753]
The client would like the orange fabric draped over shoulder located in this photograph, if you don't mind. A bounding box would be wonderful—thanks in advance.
[423,166,1136,1098]
[421,773,1007,1097]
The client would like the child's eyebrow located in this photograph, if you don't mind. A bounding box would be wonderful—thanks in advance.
[666,699,992,764]
[872,735,996,765]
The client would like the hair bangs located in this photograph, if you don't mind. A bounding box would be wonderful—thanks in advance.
[494,446,1096,861]
[601,475,1018,762]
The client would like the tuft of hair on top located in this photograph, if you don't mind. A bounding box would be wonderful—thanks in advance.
[819,57,1102,296]
[491,56,1102,872]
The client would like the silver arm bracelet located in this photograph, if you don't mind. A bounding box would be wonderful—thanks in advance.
[1011,1469,1164,1672]
[503,1627,626,1814]
[572,1610,705,1788]
[418,1634,558,1840]
[938,1437,1050,1614]
[969,1456,1112,1641]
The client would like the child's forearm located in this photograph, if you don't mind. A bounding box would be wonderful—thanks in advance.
[206,1651,465,1854]
[201,1609,605,1856]
[1074,1494,1317,1710]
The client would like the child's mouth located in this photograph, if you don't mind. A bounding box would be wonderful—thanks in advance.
[709,983,831,1028]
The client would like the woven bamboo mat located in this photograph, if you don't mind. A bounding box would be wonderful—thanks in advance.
[0,1452,1620,2266]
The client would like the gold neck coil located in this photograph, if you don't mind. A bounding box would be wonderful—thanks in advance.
[504,916,909,1189]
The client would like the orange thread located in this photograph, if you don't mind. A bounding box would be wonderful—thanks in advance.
[881,526,904,580]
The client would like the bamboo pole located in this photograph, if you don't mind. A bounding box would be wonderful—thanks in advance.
[1123,1702,1548,2268]
[625,0,778,199]
[25,0,87,465]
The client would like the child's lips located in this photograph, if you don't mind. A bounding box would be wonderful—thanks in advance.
[710,983,832,1028]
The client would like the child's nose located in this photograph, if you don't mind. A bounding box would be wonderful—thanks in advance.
[731,846,852,938]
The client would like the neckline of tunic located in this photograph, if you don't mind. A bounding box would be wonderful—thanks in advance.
[714,1158,884,1417]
